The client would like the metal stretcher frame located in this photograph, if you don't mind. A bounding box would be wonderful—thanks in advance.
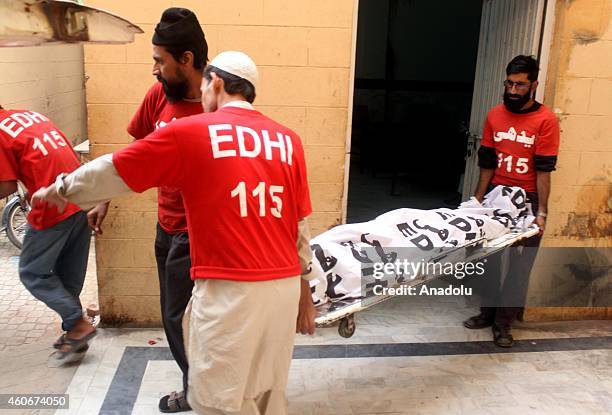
[314,226,540,338]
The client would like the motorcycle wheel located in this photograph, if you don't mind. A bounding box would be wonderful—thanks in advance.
[6,201,28,249]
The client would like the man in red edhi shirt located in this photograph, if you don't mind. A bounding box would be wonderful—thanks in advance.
[33,51,317,415]
[88,8,208,412]
[0,105,96,361]
[463,55,560,348]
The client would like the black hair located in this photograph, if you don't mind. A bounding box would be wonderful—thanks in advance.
[203,65,256,103]
[506,55,540,81]
[163,44,208,70]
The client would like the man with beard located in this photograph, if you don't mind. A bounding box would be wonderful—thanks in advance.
[32,50,317,415]
[463,55,560,347]
[87,7,207,412]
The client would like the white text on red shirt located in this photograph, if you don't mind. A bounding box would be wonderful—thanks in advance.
[209,124,294,166]
[0,111,49,139]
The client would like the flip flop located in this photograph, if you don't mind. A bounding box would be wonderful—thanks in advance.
[53,334,89,352]
[48,343,90,367]
[49,331,97,366]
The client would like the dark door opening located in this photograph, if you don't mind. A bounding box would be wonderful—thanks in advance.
[347,0,483,223]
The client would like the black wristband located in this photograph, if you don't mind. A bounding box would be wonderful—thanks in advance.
[534,155,557,172]
[478,145,497,169]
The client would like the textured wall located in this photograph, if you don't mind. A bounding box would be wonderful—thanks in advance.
[524,0,612,321]
[83,0,355,325]
[0,45,87,144]
[83,0,611,325]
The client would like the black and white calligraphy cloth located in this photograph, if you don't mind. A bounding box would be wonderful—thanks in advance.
[310,185,535,305]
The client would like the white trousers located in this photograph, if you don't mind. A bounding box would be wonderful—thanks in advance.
[183,277,300,415]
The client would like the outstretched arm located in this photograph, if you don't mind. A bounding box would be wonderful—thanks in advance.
[33,123,183,211]
[31,154,132,211]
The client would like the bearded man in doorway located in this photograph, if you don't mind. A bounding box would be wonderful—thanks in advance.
[463,55,560,348]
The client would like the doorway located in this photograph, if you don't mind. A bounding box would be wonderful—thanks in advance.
[346,0,546,223]
[346,0,483,223]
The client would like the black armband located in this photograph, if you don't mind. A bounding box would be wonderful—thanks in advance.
[534,155,557,172]
[478,145,497,169]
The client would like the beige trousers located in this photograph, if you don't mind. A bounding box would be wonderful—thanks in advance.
[183,277,300,415]
[194,390,287,415]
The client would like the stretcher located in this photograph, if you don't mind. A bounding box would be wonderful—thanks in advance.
[314,225,540,338]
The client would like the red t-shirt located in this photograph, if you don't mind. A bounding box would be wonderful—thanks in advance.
[0,109,81,230]
[114,106,312,282]
[481,104,560,192]
[127,82,203,234]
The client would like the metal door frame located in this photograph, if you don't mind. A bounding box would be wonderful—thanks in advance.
[461,0,556,200]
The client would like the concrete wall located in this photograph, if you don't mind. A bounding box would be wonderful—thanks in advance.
[0,45,87,144]
[524,0,612,321]
[82,0,610,325]
[83,0,355,325]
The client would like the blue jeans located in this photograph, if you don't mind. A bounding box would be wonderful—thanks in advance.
[19,211,91,332]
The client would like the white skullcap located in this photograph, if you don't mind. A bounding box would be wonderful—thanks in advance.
[209,51,258,87]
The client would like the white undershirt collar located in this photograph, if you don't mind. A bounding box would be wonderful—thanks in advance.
[221,100,255,110]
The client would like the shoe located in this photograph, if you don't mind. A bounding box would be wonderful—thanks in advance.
[159,390,191,413]
[463,314,493,330]
[493,324,514,348]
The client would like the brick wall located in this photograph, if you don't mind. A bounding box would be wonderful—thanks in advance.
[0,45,87,144]
[524,0,612,321]
[543,0,612,246]
[83,0,355,325]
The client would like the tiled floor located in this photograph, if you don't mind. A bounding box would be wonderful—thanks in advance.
[0,236,98,352]
[48,294,612,415]
[1,234,611,415]
[0,234,99,415]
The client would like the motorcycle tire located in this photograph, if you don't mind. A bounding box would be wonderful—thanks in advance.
[6,201,28,250]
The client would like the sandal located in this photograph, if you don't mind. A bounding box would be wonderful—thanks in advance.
[159,390,191,413]
[53,333,66,349]
[53,334,90,353]
[54,331,97,360]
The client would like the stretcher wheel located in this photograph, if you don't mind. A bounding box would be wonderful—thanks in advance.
[338,315,355,338]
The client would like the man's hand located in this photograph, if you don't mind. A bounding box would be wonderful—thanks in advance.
[536,215,546,235]
[296,278,316,335]
[88,202,109,235]
[31,185,67,212]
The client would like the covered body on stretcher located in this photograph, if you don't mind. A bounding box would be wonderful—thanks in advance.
[308,186,539,337]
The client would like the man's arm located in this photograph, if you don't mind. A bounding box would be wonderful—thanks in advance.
[535,171,551,234]
[296,217,316,335]
[33,124,183,213]
[87,202,110,235]
[474,168,495,203]
[0,180,17,199]
[31,154,132,211]
[90,90,154,233]
[474,142,497,202]
[533,115,559,235]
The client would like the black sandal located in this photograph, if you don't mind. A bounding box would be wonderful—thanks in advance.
[53,333,66,349]
[54,331,96,360]
[159,390,191,413]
